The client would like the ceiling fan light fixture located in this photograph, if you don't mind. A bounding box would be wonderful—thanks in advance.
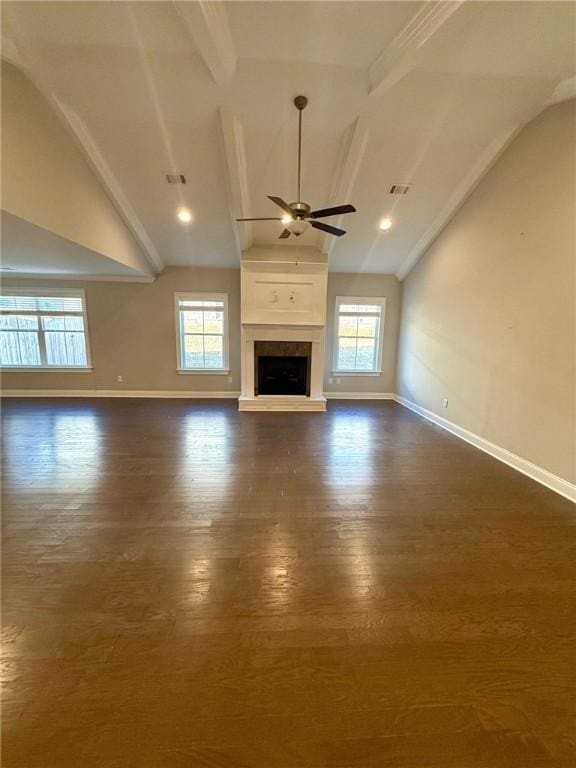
[288,218,309,236]
[177,207,192,224]
[235,97,356,240]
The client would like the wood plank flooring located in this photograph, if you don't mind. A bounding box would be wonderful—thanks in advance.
[1,398,574,767]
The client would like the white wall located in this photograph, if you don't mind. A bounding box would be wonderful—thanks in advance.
[397,100,576,483]
[1,61,151,276]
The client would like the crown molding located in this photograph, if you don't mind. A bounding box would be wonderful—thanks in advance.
[543,76,576,108]
[396,124,518,280]
[219,108,252,253]
[174,0,236,87]
[1,15,162,277]
[53,102,163,273]
[0,272,155,284]
[395,80,569,282]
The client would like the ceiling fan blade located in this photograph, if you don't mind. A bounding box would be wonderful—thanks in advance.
[311,221,346,237]
[236,217,283,221]
[278,229,291,239]
[309,204,356,219]
[267,196,296,217]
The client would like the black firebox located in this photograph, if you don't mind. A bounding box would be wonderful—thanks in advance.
[257,355,310,396]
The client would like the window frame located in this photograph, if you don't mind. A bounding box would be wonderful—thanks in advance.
[174,292,230,374]
[332,296,386,376]
[0,288,93,371]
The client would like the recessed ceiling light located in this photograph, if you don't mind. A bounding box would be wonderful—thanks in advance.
[177,208,192,224]
[379,218,393,231]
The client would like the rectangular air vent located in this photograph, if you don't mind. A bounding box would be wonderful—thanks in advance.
[390,184,411,195]
[165,173,186,184]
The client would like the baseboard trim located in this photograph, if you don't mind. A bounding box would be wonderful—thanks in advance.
[395,395,575,503]
[1,389,240,399]
[324,392,395,400]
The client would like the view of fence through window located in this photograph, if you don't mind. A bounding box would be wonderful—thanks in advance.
[0,294,89,368]
[178,296,226,370]
[336,301,383,372]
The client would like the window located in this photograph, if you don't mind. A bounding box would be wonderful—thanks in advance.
[175,293,229,372]
[0,290,91,369]
[333,296,386,374]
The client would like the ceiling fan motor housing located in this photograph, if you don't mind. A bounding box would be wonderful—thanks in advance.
[290,201,310,218]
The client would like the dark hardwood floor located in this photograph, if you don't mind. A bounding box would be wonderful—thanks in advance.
[1,398,574,767]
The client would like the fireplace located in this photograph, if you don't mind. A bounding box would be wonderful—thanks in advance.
[254,341,311,396]
[239,246,327,411]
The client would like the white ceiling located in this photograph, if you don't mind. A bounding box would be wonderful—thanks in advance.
[2,1,575,277]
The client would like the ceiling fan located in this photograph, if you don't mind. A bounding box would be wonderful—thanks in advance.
[236,95,356,239]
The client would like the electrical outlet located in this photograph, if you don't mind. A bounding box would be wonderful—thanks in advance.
[328,377,333,385]
[117,375,123,384]
[442,398,448,408]
[228,375,233,384]
[336,378,341,385]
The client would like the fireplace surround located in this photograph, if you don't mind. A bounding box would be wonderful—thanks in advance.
[239,246,327,411]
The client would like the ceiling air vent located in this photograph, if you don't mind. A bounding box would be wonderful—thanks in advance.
[165,173,186,184]
[390,184,411,195]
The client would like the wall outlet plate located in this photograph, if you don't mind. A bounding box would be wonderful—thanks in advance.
[442,398,448,408]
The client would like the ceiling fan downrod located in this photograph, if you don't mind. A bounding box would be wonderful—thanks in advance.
[294,95,308,205]
[235,93,356,239]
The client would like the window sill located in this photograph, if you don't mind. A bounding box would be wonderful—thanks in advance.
[332,371,381,377]
[177,369,230,375]
[0,367,93,373]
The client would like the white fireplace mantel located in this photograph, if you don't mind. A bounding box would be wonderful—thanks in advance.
[239,246,328,411]
[239,324,326,411]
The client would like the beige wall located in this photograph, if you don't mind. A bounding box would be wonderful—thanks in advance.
[1,61,151,275]
[1,268,402,396]
[325,273,402,395]
[1,268,240,393]
[397,100,576,483]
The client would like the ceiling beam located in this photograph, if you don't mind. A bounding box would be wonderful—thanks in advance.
[219,108,252,253]
[321,116,370,257]
[368,0,466,98]
[174,1,236,87]
[56,102,163,272]
[320,1,467,258]
[2,12,162,275]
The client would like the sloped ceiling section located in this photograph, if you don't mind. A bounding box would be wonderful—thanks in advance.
[1,1,575,277]
[0,60,156,279]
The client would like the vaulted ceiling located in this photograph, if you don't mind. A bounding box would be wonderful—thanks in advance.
[2,1,575,277]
